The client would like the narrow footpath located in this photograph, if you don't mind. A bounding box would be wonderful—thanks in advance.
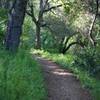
[34,55,92,100]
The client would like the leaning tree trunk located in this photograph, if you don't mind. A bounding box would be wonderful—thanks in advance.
[5,0,27,52]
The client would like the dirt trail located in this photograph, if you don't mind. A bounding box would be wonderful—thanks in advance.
[35,56,92,100]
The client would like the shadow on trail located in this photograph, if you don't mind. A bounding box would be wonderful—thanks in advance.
[34,56,92,100]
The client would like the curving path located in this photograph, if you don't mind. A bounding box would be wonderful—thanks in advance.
[34,55,92,100]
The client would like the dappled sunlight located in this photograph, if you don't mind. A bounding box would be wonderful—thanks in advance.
[52,68,73,76]
[73,11,93,37]
[30,48,49,57]
[30,48,44,54]
[0,0,99,99]
[46,65,57,69]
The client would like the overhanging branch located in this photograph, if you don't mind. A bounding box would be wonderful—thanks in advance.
[44,3,68,12]
[62,41,84,54]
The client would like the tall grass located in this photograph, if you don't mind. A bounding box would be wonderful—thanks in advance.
[0,48,47,100]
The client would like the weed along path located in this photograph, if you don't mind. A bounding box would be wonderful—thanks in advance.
[34,55,92,100]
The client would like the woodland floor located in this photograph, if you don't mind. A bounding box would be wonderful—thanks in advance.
[34,55,92,100]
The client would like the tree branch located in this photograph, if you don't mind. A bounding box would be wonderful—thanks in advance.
[9,0,16,14]
[26,3,37,24]
[88,0,99,46]
[62,41,84,54]
[26,10,32,16]
[44,3,67,12]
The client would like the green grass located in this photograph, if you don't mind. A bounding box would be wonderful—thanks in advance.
[0,48,47,100]
[31,49,100,100]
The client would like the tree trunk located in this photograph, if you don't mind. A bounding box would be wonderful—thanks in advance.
[5,0,27,52]
[35,24,41,49]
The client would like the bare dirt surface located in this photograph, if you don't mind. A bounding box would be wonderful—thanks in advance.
[34,55,92,100]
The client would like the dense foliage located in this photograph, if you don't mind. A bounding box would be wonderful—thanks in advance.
[74,47,100,77]
[0,0,100,100]
[0,8,7,42]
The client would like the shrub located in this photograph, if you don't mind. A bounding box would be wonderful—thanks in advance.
[73,47,100,77]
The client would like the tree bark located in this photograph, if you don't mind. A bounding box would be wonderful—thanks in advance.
[35,24,41,49]
[5,0,27,52]
[88,0,99,46]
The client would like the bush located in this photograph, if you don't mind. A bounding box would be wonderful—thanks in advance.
[0,49,47,100]
[74,47,100,77]
[0,8,7,42]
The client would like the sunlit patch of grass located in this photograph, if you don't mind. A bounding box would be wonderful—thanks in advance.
[0,48,47,100]
[31,49,100,100]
